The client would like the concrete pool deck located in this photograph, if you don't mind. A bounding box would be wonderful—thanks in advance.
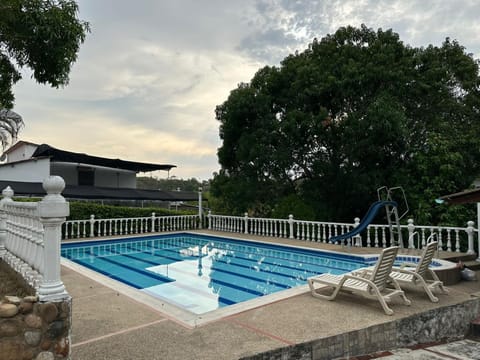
[64,231,480,359]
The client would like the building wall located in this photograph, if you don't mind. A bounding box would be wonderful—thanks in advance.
[94,167,136,188]
[6,143,38,163]
[0,158,50,182]
[50,162,136,188]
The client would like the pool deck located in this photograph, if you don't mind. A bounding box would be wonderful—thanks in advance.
[65,231,480,359]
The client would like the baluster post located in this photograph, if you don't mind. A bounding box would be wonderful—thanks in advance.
[208,210,212,230]
[151,212,156,232]
[466,221,475,255]
[244,212,249,234]
[0,186,14,258]
[353,217,361,247]
[288,215,294,239]
[37,176,69,301]
[407,218,415,249]
[89,214,95,237]
[198,187,203,229]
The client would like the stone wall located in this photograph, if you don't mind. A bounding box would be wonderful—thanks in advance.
[0,295,71,360]
[241,297,480,360]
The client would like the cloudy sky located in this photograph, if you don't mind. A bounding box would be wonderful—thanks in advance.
[11,0,480,180]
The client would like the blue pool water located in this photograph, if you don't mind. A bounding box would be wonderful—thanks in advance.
[61,233,375,314]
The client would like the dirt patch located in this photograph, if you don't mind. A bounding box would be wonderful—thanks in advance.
[0,259,35,298]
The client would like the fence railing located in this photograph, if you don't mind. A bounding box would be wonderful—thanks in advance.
[0,177,69,301]
[207,212,479,255]
[62,213,200,239]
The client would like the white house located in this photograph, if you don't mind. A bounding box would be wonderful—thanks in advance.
[0,141,196,201]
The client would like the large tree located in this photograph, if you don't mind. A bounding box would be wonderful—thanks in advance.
[212,25,480,224]
[0,0,89,147]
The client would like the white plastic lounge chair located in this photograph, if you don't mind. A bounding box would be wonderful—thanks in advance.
[390,241,448,302]
[307,246,411,315]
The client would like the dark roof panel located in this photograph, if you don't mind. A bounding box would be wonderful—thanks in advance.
[0,181,197,201]
[439,188,480,205]
[32,144,176,173]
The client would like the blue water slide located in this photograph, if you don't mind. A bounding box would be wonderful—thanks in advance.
[329,200,397,243]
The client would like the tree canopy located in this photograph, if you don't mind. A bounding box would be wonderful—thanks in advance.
[211,25,480,224]
[0,0,89,109]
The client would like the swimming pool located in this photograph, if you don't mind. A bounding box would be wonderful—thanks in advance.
[61,233,375,313]
[60,232,448,325]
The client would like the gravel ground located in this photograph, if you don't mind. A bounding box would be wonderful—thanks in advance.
[0,259,35,298]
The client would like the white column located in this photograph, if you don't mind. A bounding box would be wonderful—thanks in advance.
[466,221,475,255]
[37,176,70,301]
[0,186,14,257]
[477,203,480,261]
[198,187,203,229]
[288,214,294,239]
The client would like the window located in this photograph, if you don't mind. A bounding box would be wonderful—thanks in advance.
[78,167,95,186]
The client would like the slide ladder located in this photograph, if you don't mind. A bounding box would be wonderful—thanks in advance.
[377,186,409,248]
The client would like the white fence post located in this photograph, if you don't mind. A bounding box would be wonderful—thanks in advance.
[407,218,415,249]
[466,221,475,255]
[37,176,69,301]
[207,210,212,230]
[353,217,361,247]
[151,212,156,232]
[244,212,249,234]
[288,214,294,239]
[89,214,95,237]
[0,186,13,257]
[198,187,203,229]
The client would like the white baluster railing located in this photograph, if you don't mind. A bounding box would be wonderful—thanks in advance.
[0,177,69,301]
[62,213,199,239]
[206,213,477,255]
[58,210,479,256]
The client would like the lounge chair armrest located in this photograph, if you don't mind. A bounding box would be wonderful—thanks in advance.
[344,274,376,287]
[399,262,417,269]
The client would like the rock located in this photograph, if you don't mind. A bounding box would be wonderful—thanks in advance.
[19,301,34,314]
[0,303,18,318]
[4,296,21,305]
[0,319,22,337]
[40,339,52,351]
[46,321,64,339]
[24,330,42,346]
[54,337,69,357]
[22,296,38,303]
[21,349,34,360]
[39,303,58,323]
[24,314,43,329]
[34,352,54,360]
[0,341,23,360]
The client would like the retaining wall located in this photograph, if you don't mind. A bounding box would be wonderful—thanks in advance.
[0,295,72,360]
[241,297,480,360]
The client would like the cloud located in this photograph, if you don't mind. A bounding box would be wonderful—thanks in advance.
[10,0,480,181]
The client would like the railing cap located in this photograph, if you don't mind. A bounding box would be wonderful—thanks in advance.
[38,176,69,218]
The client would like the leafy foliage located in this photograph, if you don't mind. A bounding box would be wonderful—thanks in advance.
[136,176,208,192]
[212,25,480,225]
[68,201,194,221]
[0,0,89,108]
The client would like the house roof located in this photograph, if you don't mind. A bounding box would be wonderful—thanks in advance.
[0,180,198,201]
[31,144,176,173]
[438,188,480,205]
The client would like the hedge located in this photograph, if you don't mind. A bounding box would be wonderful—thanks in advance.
[68,201,196,221]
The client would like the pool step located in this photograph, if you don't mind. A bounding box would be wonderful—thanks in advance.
[464,260,480,271]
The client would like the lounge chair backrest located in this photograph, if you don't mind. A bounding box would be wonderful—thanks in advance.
[415,241,438,277]
[369,246,399,292]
